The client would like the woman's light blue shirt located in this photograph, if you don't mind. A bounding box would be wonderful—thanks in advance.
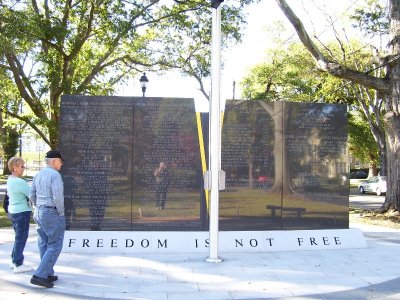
[6,176,31,214]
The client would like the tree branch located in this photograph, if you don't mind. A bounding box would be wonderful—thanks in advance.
[275,0,390,92]
[0,108,50,146]
[4,53,48,121]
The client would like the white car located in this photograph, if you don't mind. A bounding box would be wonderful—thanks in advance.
[358,176,387,196]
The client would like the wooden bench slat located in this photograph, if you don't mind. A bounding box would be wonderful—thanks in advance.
[266,205,306,218]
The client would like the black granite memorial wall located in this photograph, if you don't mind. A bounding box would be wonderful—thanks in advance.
[59,96,205,231]
[59,96,348,231]
[220,101,348,230]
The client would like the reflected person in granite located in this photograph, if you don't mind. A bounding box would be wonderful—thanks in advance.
[87,168,109,231]
[154,162,170,210]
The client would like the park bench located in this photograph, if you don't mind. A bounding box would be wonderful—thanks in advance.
[266,205,306,219]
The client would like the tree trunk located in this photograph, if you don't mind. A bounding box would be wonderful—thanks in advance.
[368,162,377,178]
[259,101,290,194]
[382,112,400,211]
[48,121,59,150]
[0,113,5,175]
[381,0,400,211]
[1,127,19,175]
[378,143,387,176]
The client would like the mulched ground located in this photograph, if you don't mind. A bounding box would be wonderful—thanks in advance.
[350,208,400,229]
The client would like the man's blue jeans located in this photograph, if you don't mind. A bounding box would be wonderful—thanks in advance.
[34,206,65,279]
[10,211,32,266]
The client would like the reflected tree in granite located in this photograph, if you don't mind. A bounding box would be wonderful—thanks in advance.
[220,100,348,230]
[59,96,348,231]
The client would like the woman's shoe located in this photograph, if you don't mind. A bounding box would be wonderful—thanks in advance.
[14,264,33,273]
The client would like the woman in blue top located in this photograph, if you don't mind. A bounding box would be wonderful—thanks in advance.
[7,157,34,273]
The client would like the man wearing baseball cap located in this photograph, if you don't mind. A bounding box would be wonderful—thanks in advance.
[29,150,65,288]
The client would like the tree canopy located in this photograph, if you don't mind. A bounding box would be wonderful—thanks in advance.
[0,0,257,148]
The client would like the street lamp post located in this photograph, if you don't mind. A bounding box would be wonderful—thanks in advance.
[139,72,149,97]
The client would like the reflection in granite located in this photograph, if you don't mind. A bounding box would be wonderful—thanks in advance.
[59,96,133,231]
[131,98,204,231]
[59,97,348,232]
[283,102,348,229]
[220,101,279,230]
[59,96,204,231]
[220,101,348,230]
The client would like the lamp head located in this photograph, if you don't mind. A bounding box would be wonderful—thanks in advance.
[211,0,224,9]
[139,72,149,88]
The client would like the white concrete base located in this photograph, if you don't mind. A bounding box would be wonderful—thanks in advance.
[63,228,367,254]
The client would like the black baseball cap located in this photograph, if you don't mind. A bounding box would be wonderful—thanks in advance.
[45,150,65,161]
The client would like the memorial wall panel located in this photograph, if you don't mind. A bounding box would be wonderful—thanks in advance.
[220,101,279,230]
[220,100,349,231]
[59,96,349,232]
[131,98,204,230]
[59,96,134,230]
[59,96,204,231]
[283,102,348,229]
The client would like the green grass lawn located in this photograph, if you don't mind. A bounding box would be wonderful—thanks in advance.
[0,210,12,227]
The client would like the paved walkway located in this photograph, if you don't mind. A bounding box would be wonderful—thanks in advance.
[1,220,400,300]
[349,187,385,210]
[1,183,395,299]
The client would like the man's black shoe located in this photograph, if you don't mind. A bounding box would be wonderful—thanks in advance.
[47,275,58,282]
[30,275,54,288]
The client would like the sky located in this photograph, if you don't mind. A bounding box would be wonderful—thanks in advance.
[117,0,362,111]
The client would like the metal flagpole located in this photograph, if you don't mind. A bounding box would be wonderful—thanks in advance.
[206,0,224,263]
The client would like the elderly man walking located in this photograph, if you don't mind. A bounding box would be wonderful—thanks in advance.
[29,150,65,288]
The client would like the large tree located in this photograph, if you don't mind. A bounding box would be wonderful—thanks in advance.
[276,0,400,211]
[241,43,329,102]
[0,0,254,148]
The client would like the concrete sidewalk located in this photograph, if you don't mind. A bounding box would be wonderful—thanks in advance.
[1,221,400,300]
[0,183,394,299]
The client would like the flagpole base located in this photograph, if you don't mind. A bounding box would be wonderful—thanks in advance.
[205,257,224,263]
